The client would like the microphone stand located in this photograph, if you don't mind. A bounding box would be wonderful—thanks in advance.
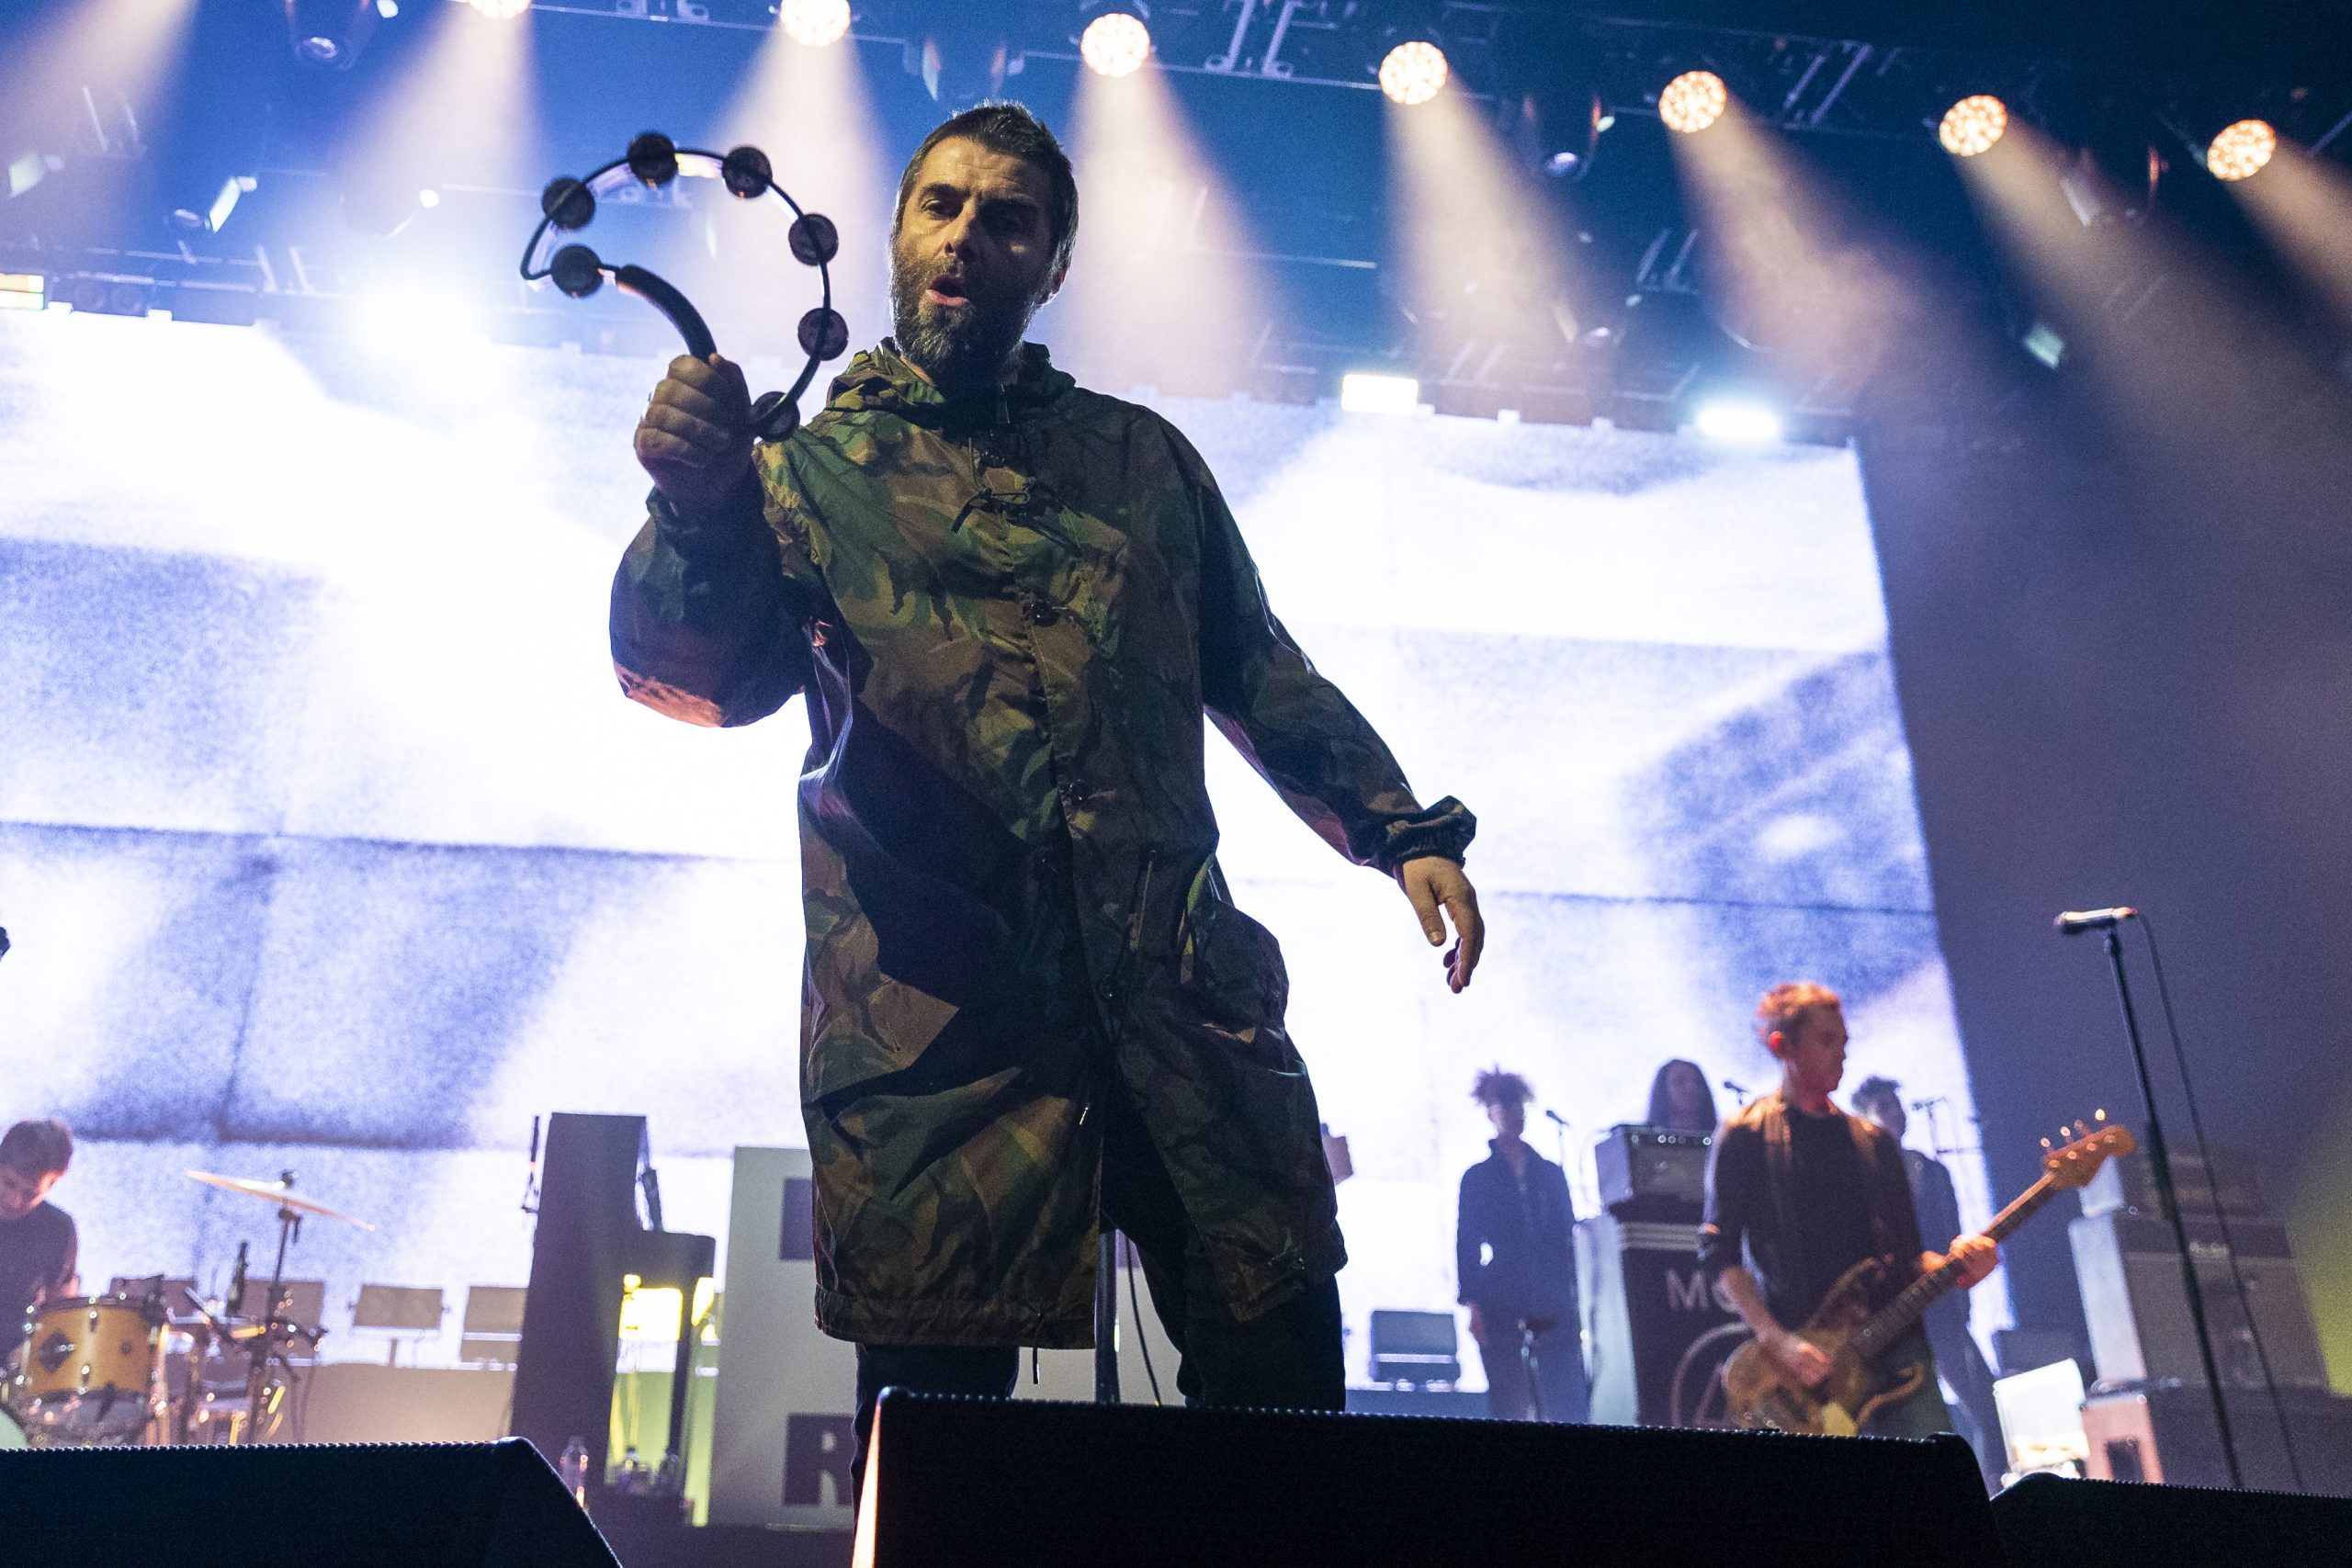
[1092,1231,1121,1404]
[2097,925,2242,1487]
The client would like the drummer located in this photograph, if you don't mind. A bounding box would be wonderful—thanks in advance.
[0,1119,79,1327]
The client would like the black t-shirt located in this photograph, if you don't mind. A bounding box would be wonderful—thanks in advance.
[1699,1096,1924,1331]
[0,1202,78,1325]
[1786,1106,1876,1314]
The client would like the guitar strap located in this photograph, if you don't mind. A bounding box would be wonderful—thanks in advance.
[1759,1092,1811,1303]
[1853,1116,1903,1268]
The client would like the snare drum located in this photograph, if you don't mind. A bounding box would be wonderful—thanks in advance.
[6,1295,163,1445]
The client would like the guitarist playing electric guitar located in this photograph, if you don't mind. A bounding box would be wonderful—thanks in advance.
[1698,983,1999,1444]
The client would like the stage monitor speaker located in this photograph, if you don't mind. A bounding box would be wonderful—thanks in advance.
[1992,1470,2352,1568]
[0,1437,619,1566]
[857,1391,2002,1566]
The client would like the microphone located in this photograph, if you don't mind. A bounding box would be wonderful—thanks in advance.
[2054,906,2137,935]
[1722,1077,1752,1099]
[1544,1110,1569,1127]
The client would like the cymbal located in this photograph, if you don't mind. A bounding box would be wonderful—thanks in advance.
[184,1170,377,1231]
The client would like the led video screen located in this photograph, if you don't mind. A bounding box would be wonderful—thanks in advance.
[0,306,1994,1381]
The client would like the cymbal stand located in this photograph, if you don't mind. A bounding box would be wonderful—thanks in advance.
[232,1176,324,1445]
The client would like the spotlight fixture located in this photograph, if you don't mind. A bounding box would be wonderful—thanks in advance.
[1658,70,1727,134]
[1939,95,2007,157]
[1379,41,1448,107]
[2206,118,2277,181]
[779,0,850,47]
[169,175,258,234]
[285,0,380,68]
[466,0,530,16]
[1080,12,1151,77]
[1690,399,1781,443]
[1340,372,1421,414]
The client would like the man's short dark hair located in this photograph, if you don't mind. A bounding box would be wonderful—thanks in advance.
[893,102,1080,276]
[2,1118,73,1178]
[1850,1076,1902,1116]
[1471,1067,1533,1110]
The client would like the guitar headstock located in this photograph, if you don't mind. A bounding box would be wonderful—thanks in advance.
[2041,1114,2136,1189]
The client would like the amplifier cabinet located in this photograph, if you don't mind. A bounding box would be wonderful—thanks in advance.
[2068,1212,2328,1391]
[1577,1213,1744,1428]
[2081,1384,2352,1496]
[1595,1124,1712,1215]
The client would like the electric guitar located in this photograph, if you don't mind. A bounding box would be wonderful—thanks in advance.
[1722,1121,2133,1436]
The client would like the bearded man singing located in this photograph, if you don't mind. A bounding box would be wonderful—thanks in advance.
[611,102,1484,1486]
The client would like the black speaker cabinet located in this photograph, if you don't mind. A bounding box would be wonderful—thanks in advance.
[0,1438,618,1566]
[2069,1212,2329,1390]
[1993,1470,2352,1568]
[2080,1384,2352,1496]
[858,1391,2002,1566]
[1577,1212,1745,1427]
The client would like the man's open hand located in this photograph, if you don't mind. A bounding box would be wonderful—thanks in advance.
[1398,856,1483,993]
[635,353,753,514]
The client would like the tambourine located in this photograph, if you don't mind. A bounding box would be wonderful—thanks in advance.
[520,131,848,441]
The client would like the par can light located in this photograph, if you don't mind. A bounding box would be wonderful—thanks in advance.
[1658,70,1728,134]
[1080,13,1151,78]
[1379,41,1448,107]
[1938,96,2007,157]
[2206,118,2277,182]
[779,0,851,47]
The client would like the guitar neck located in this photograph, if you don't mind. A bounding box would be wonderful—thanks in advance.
[1850,1173,2055,1361]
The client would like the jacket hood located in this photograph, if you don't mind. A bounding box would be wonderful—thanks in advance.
[825,340,1076,423]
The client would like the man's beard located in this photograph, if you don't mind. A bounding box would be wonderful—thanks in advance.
[889,252,1035,397]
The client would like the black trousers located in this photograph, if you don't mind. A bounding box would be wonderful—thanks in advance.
[1474,1317,1589,1424]
[850,1089,1346,1497]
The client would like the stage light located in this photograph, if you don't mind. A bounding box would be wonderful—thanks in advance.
[2022,321,2065,369]
[1939,96,2007,157]
[1080,13,1150,78]
[779,0,850,47]
[376,0,398,15]
[286,0,379,66]
[1690,399,1781,443]
[1658,70,1727,134]
[1340,371,1420,414]
[1379,41,1448,107]
[0,273,45,312]
[169,174,256,234]
[2206,118,2277,182]
[466,0,530,17]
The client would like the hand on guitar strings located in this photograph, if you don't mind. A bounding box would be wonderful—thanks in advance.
[1929,1233,1999,1290]
[1768,1329,1833,1390]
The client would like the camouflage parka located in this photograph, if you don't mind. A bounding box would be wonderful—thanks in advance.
[609,342,1475,1347]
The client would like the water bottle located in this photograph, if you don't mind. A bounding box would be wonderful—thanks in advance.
[556,1437,591,1506]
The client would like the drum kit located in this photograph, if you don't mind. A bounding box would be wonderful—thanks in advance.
[4,1168,373,1449]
